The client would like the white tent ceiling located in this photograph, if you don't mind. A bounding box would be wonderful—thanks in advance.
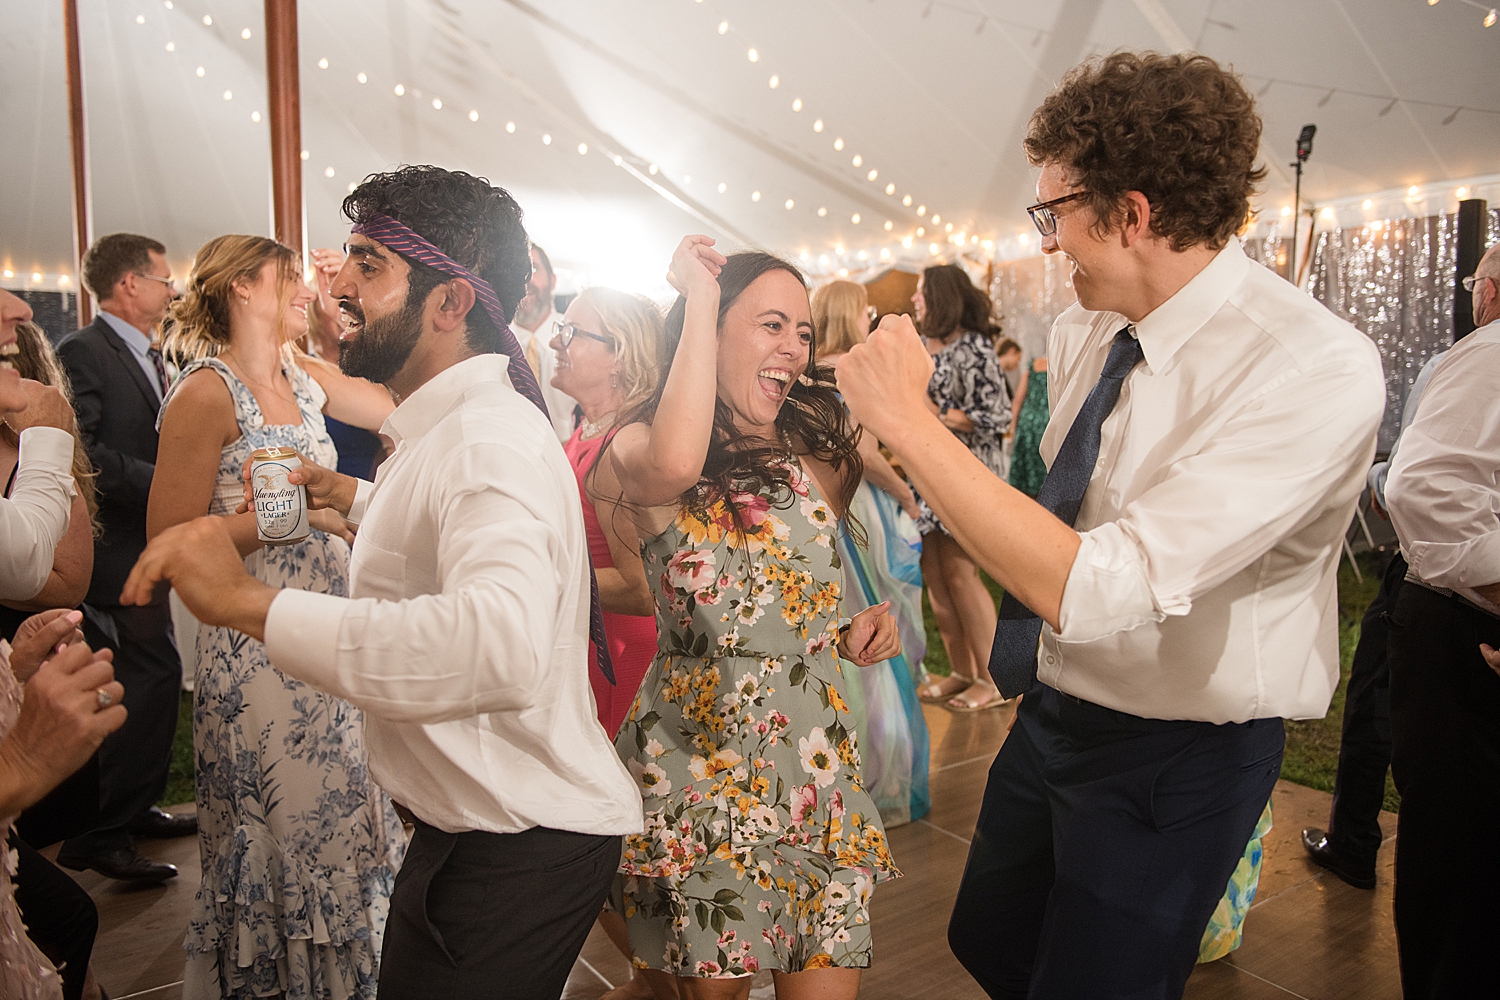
[3,0,1498,295]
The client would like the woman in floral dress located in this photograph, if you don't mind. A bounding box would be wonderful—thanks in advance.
[600,238,902,999]
[151,236,405,1000]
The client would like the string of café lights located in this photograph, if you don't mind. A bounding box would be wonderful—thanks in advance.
[1427,0,1499,30]
[131,0,991,279]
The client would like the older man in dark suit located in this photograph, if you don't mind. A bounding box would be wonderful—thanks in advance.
[55,233,191,883]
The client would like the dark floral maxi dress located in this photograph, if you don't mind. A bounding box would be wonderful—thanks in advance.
[913,329,1010,537]
[613,460,900,978]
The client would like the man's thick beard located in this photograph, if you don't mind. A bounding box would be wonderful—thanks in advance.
[338,292,426,384]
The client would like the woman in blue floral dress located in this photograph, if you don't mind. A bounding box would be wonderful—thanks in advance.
[599,238,902,999]
[151,236,405,1000]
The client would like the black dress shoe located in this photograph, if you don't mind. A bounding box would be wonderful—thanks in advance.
[127,806,197,839]
[56,847,178,884]
[1301,827,1376,890]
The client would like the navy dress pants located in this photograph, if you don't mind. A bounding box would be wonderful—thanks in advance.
[949,685,1284,1000]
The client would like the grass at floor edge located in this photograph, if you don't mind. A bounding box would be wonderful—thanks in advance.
[160,553,1399,813]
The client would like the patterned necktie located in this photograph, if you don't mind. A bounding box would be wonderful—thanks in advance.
[348,212,618,685]
[987,326,1144,698]
[147,346,169,397]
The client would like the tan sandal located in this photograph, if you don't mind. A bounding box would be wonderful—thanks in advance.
[918,673,972,703]
[946,680,1007,712]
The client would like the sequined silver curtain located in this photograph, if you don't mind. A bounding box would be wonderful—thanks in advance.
[1310,210,1500,450]
[989,253,1077,359]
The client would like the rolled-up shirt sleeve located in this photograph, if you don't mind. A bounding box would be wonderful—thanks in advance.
[0,427,78,602]
[1386,341,1500,592]
[264,443,569,723]
[1057,360,1384,642]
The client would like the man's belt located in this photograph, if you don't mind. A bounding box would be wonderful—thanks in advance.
[1403,570,1500,622]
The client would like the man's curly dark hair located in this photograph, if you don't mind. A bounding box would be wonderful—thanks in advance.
[1024,51,1266,252]
[341,165,532,353]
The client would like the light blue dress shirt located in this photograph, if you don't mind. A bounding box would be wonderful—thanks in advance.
[98,310,163,403]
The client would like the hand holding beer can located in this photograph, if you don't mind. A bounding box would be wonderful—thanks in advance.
[250,447,311,545]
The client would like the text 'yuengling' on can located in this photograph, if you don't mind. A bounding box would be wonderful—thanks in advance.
[250,446,310,545]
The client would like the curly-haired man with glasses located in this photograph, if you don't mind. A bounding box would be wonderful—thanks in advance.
[839,52,1385,998]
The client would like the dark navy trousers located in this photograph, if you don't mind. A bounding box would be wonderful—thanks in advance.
[949,684,1283,1000]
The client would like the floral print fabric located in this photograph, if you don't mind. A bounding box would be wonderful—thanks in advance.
[174,359,406,1000]
[614,461,899,975]
[914,330,1011,536]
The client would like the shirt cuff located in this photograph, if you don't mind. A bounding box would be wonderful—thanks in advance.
[264,589,346,688]
[18,427,79,491]
[345,479,374,526]
[1055,521,1171,643]
[1407,532,1500,591]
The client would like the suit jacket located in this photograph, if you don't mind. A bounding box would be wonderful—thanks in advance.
[57,317,163,606]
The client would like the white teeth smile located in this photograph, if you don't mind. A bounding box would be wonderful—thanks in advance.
[757,369,790,383]
[0,343,18,356]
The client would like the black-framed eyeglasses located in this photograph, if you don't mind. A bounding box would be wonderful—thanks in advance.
[1462,274,1494,294]
[1025,191,1091,237]
[553,319,615,349]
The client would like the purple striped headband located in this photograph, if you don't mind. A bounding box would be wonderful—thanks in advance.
[349,211,619,685]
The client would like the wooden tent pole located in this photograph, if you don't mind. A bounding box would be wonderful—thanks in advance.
[264,0,303,255]
[62,0,92,327]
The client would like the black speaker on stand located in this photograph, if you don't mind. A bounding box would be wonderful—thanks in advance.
[1288,124,1316,285]
[1454,197,1489,341]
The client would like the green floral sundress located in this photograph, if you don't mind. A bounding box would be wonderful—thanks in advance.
[613,460,900,978]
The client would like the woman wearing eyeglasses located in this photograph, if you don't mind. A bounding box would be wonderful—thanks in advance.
[548,290,668,737]
[909,265,1010,713]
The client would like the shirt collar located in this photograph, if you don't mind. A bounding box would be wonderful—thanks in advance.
[98,310,153,355]
[1130,237,1252,373]
[382,353,516,445]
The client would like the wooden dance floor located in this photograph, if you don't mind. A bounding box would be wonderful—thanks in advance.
[48,702,1399,1000]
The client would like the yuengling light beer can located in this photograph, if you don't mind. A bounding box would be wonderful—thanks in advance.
[250,446,310,545]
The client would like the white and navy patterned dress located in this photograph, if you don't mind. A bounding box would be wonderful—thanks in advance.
[172,358,406,1000]
[913,330,1011,537]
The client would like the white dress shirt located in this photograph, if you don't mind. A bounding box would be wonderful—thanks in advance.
[1386,319,1500,615]
[98,310,163,402]
[0,428,77,602]
[1368,350,1445,509]
[1040,237,1386,724]
[515,309,579,442]
[264,353,642,836]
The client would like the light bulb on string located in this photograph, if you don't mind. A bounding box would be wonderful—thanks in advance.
[718,182,728,193]
[505,121,516,133]
[202,14,211,25]
[902,236,913,249]
[1486,8,1497,27]
[196,66,205,77]
[747,48,758,62]
[1362,199,1374,210]
[432,98,442,109]
[902,195,912,207]
[785,199,795,209]
[649,163,659,175]
[318,58,329,70]
[917,227,925,236]
[817,207,827,217]
[751,190,761,202]
[917,205,926,216]
[792,98,802,111]
[769,75,779,88]
[885,183,895,195]
[241,28,251,39]
[851,213,861,224]
[469,110,479,122]
[717,20,728,34]
[137,15,145,24]
[542,133,552,145]
[867,169,878,181]
[933,215,942,225]
[394,84,405,95]
[852,154,863,167]
[578,143,588,154]
[813,119,824,132]
[834,138,844,151]
[835,244,845,255]
[165,41,174,50]
[357,72,367,83]
[324,166,335,178]
[884,221,893,231]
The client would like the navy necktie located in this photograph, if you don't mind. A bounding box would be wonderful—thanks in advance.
[987,326,1144,698]
[147,346,169,397]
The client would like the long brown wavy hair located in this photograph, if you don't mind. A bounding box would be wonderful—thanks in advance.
[620,250,863,523]
[4,322,100,535]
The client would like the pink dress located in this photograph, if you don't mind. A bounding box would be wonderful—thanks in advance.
[563,428,658,736]
[0,642,64,1000]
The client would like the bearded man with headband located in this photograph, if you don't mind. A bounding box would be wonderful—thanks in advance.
[122,166,643,999]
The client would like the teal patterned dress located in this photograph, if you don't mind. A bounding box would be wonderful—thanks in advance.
[170,359,406,1000]
[1008,359,1050,498]
[613,460,900,978]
